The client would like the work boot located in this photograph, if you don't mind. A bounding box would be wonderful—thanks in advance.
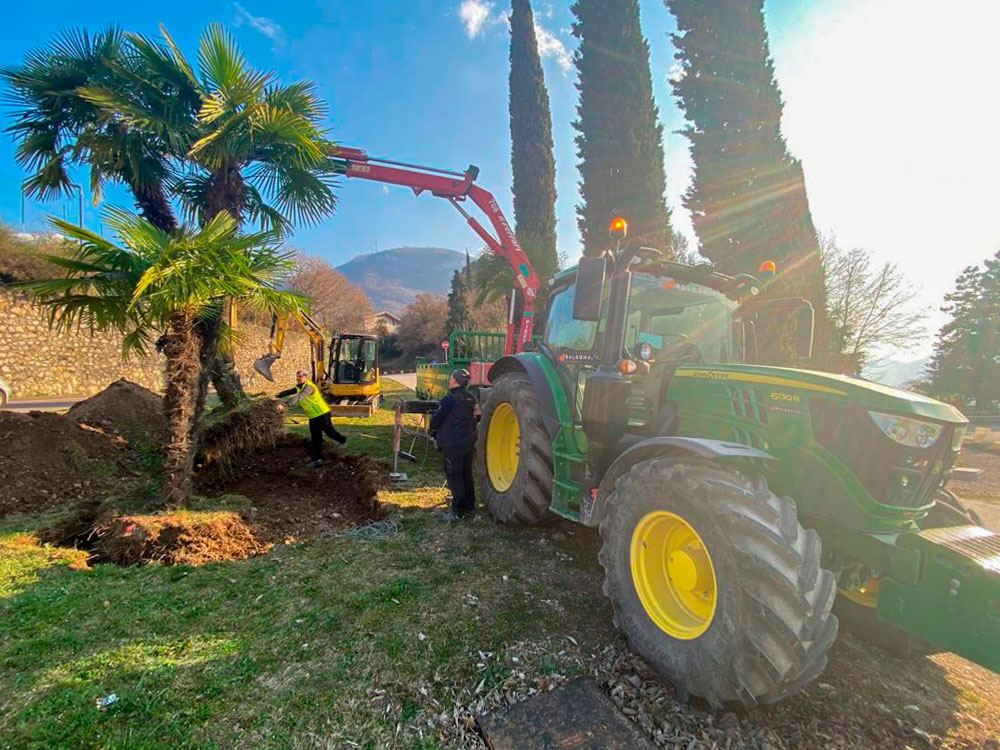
[308,459,324,469]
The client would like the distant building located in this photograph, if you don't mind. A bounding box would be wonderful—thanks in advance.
[364,310,402,333]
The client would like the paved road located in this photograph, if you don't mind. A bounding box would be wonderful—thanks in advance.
[2,395,82,413]
[385,372,416,390]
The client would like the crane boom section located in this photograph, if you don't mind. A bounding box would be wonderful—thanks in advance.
[328,146,539,354]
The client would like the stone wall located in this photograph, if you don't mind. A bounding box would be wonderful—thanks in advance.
[0,290,315,399]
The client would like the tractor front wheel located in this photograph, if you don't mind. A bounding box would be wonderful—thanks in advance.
[599,458,838,708]
[476,372,554,524]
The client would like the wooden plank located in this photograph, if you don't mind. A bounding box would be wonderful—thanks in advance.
[477,678,657,750]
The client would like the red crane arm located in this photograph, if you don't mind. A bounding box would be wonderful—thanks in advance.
[328,146,540,355]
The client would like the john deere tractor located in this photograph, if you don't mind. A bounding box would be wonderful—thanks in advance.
[476,226,1000,708]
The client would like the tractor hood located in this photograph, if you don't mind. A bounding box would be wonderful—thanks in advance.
[673,364,967,424]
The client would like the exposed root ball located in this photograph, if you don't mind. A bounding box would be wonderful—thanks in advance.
[196,399,285,476]
[94,511,267,566]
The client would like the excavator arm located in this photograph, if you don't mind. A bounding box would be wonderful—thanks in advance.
[327,146,540,355]
[253,310,328,383]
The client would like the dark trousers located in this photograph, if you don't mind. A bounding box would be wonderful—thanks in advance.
[443,443,476,515]
[309,413,345,460]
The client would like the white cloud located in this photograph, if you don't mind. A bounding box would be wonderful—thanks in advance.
[667,62,685,83]
[459,0,494,39]
[381,185,389,196]
[534,22,572,74]
[233,3,286,51]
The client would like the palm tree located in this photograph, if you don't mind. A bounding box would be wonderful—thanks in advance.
[22,208,305,506]
[1,27,182,232]
[4,24,339,407]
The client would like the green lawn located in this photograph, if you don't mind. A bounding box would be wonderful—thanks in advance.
[0,379,612,750]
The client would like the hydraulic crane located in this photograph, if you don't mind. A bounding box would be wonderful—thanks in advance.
[326,146,540,355]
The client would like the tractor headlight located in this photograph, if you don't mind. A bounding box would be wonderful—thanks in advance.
[868,411,942,449]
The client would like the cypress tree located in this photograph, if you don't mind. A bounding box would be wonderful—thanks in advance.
[667,0,832,363]
[445,269,473,335]
[572,0,673,256]
[509,0,560,283]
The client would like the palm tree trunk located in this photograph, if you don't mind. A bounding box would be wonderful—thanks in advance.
[133,181,179,234]
[197,168,247,410]
[162,308,203,507]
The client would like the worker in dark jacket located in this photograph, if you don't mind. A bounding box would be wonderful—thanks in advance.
[277,369,347,468]
[430,369,477,521]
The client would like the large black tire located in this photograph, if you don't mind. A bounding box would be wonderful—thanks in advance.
[599,458,838,708]
[476,372,554,524]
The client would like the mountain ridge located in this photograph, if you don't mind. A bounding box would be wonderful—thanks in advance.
[337,246,465,314]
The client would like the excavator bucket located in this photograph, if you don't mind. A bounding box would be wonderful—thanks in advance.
[253,354,280,382]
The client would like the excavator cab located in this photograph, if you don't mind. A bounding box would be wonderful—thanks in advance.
[328,333,380,400]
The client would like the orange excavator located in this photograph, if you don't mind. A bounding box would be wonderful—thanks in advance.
[252,146,540,411]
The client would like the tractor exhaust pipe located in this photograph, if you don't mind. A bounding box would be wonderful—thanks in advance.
[253,354,280,382]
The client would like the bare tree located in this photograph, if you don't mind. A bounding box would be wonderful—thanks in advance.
[822,234,926,372]
[289,251,374,332]
[397,294,449,362]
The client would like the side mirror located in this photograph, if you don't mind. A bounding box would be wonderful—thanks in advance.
[797,303,815,360]
[572,256,606,321]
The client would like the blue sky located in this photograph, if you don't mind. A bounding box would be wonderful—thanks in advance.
[2,0,998,357]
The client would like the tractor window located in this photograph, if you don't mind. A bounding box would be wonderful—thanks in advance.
[626,274,736,363]
[545,285,599,351]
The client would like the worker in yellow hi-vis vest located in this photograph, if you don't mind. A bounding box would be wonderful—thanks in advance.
[277,369,347,468]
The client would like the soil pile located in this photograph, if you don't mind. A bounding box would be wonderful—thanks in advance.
[94,511,266,566]
[67,379,167,445]
[0,411,137,518]
[197,435,389,543]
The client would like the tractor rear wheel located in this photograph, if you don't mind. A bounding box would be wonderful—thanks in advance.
[476,372,554,524]
[599,458,838,708]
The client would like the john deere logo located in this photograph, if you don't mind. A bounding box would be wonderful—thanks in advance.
[770,392,800,403]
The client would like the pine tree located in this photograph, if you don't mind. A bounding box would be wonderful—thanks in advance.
[572,0,673,256]
[667,0,832,364]
[926,256,1000,408]
[509,0,559,283]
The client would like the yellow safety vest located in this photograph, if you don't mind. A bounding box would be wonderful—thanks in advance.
[297,380,330,419]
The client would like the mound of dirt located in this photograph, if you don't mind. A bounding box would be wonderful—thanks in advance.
[94,511,266,566]
[197,435,389,543]
[68,379,167,445]
[0,411,138,518]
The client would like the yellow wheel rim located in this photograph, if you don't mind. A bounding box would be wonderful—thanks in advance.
[486,402,520,492]
[839,577,880,608]
[630,510,717,639]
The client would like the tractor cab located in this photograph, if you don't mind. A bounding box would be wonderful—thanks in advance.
[544,255,813,438]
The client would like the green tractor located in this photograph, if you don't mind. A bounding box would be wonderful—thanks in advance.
[475,229,1000,708]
